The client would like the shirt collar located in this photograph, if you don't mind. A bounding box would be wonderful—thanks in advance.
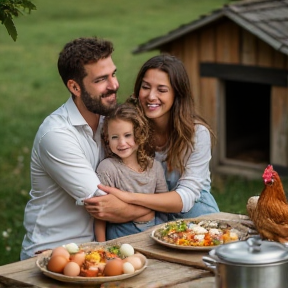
[65,95,88,127]
[65,96,105,135]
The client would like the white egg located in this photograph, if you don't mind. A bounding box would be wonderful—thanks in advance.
[63,243,79,254]
[123,262,135,274]
[120,243,134,256]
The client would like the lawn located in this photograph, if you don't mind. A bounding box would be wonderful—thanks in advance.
[1,0,286,266]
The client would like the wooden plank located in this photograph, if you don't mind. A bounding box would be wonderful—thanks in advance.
[199,26,215,62]
[199,25,217,124]
[216,20,240,64]
[0,258,212,288]
[136,244,209,270]
[257,38,274,67]
[217,80,226,169]
[200,78,218,128]
[200,63,288,87]
[0,275,37,288]
[273,50,288,69]
[0,258,36,275]
[170,38,185,60]
[174,276,215,288]
[241,29,257,65]
[184,32,201,108]
[271,86,288,167]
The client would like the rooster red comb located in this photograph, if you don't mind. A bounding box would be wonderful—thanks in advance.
[262,164,274,185]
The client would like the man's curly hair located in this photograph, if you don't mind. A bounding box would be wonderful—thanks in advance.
[101,103,154,171]
[57,37,114,87]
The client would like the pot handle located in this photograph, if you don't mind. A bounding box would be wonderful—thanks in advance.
[202,256,217,272]
[246,236,261,252]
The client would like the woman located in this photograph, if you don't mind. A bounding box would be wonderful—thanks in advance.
[99,54,219,220]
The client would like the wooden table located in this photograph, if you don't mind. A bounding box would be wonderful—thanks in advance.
[0,213,254,288]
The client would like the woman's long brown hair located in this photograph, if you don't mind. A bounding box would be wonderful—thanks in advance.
[130,54,215,174]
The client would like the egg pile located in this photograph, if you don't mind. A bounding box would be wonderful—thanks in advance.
[46,243,146,277]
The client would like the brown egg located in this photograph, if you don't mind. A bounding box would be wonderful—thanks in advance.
[70,251,85,266]
[47,255,69,273]
[63,261,80,277]
[51,246,70,260]
[134,253,147,266]
[103,258,123,276]
[123,255,143,270]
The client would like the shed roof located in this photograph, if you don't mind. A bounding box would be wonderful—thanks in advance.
[133,0,288,55]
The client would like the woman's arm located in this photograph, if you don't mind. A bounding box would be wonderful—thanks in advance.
[98,184,183,213]
[174,125,212,212]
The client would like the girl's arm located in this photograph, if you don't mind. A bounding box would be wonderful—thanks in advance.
[94,219,106,242]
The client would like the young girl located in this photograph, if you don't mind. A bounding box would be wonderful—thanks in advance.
[94,103,168,241]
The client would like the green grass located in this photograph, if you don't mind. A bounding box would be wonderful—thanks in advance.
[1,0,286,266]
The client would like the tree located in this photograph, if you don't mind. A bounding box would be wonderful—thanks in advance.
[0,0,36,41]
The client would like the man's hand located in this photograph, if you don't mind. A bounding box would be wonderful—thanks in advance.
[84,194,128,222]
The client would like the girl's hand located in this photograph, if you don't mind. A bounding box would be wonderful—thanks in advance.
[97,184,133,204]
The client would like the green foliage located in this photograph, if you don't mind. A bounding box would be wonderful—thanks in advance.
[0,0,36,41]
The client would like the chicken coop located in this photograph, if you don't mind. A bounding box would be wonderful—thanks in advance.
[133,0,288,178]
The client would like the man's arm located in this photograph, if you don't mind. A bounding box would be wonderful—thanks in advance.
[39,130,102,200]
[84,193,152,223]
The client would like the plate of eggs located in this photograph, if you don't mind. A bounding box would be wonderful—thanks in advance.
[36,242,147,284]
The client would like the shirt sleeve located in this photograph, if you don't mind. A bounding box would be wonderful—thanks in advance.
[37,129,101,200]
[175,125,212,212]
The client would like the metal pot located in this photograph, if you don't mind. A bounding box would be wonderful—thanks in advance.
[203,237,288,288]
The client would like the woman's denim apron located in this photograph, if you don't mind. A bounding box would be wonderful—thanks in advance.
[167,190,219,221]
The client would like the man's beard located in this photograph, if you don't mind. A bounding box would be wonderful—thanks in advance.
[81,87,117,116]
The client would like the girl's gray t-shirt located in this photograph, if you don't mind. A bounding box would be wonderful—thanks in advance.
[96,157,168,194]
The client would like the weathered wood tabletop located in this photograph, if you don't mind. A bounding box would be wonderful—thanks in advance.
[0,212,254,288]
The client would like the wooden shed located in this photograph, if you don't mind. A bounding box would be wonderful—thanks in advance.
[133,0,288,178]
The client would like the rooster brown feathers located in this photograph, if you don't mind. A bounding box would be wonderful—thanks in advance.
[246,164,288,243]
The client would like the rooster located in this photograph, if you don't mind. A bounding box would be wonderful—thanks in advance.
[246,165,288,243]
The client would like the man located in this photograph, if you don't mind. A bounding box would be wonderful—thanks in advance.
[20,37,149,260]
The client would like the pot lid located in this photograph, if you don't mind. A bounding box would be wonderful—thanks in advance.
[213,237,288,264]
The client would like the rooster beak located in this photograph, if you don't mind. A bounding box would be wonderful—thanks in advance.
[264,179,274,185]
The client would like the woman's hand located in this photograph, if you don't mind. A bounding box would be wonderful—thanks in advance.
[98,184,133,203]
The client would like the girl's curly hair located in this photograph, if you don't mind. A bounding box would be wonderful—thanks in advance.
[101,102,154,171]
